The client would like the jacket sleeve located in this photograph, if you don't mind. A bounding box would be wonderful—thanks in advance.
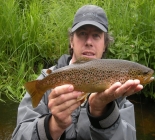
[62,97,136,140]
[11,66,136,140]
[11,69,52,140]
[86,97,136,140]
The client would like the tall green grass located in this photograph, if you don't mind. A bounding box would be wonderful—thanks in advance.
[0,0,155,102]
[105,0,155,98]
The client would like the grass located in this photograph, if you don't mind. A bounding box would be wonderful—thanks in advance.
[0,0,155,102]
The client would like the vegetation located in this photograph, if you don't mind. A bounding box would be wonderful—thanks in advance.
[0,0,155,102]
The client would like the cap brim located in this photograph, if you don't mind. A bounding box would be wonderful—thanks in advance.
[71,21,107,32]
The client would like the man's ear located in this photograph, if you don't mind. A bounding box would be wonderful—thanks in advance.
[70,36,74,48]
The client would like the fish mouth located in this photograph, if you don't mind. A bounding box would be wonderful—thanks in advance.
[143,76,154,84]
[141,69,154,85]
[147,76,154,82]
[82,51,95,58]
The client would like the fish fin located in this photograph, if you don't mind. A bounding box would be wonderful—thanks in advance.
[77,92,89,103]
[46,69,52,75]
[24,80,46,108]
[74,57,96,64]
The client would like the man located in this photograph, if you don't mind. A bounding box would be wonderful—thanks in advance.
[12,5,143,140]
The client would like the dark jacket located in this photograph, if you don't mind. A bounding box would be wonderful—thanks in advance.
[11,55,136,140]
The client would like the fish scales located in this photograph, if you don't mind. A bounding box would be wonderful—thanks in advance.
[24,58,154,107]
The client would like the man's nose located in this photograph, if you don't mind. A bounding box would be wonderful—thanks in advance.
[85,35,93,47]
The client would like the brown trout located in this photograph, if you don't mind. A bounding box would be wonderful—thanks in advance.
[24,58,154,108]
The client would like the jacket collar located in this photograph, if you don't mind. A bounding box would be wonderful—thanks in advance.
[53,54,72,70]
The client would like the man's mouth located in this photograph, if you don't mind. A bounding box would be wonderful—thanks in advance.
[82,51,95,57]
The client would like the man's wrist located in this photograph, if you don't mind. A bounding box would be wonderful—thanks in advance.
[49,116,66,140]
[89,104,108,117]
[86,101,120,129]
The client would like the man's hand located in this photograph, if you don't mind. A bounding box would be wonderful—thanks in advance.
[48,84,81,140]
[89,79,143,117]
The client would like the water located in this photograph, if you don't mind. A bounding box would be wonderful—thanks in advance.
[0,98,18,140]
[0,95,155,140]
[128,95,155,140]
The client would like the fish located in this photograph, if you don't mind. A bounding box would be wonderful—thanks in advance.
[24,58,154,108]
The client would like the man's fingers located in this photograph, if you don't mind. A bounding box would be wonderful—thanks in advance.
[102,80,142,99]
[116,80,135,93]
[52,100,81,115]
[51,100,81,123]
[123,84,143,97]
[115,80,142,97]
[49,84,74,99]
[48,90,82,107]
[103,82,122,96]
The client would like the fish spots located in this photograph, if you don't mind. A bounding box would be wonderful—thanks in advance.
[25,58,154,108]
[65,76,69,80]
[39,59,154,92]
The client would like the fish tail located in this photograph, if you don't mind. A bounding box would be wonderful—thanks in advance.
[24,80,46,108]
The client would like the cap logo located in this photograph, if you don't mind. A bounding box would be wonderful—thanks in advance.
[83,12,98,18]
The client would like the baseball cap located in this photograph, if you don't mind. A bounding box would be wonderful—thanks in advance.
[71,5,108,32]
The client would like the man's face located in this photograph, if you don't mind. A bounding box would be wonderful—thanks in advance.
[70,25,106,63]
